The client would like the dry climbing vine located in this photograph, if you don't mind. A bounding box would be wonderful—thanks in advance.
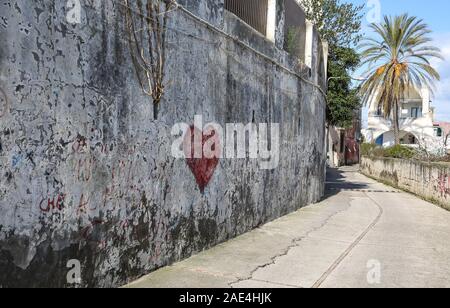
[123,0,176,119]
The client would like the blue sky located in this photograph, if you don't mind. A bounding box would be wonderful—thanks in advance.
[348,0,450,121]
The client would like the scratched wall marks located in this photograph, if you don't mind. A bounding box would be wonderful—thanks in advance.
[0,0,327,287]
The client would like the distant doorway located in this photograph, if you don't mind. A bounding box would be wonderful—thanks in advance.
[375,131,418,147]
[375,134,384,146]
[400,132,418,145]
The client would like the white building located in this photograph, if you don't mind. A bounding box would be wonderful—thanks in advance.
[363,87,446,152]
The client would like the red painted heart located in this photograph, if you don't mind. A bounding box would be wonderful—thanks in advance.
[183,125,221,193]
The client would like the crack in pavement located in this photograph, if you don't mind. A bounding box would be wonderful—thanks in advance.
[249,278,302,288]
[228,201,355,288]
[311,192,384,288]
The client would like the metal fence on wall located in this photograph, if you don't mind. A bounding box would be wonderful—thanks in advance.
[225,0,269,36]
[284,0,306,57]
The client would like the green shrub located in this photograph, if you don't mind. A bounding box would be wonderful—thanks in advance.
[361,143,385,157]
[361,143,417,159]
[361,143,377,156]
[383,145,416,159]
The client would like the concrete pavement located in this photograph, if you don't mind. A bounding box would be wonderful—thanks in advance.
[125,166,450,288]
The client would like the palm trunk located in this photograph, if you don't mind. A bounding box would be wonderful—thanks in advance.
[393,100,400,145]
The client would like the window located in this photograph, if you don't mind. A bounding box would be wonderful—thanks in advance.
[435,127,443,137]
[410,107,422,118]
[225,0,269,36]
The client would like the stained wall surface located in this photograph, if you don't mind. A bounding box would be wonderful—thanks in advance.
[0,0,327,287]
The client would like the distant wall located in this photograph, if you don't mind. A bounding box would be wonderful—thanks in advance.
[361,157,450,210]
[0,0,327,287]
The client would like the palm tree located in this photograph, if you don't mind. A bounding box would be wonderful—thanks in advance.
[359,14,442,145]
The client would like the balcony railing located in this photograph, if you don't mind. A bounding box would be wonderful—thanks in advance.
[225,0,269,36]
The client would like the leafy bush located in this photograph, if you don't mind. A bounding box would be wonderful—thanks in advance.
[361,143,377,156]
[383,145,416,159]
[361,143,417,159]
[361,143,386,158]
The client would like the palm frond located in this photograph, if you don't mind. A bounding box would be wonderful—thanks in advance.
[358,14,441,144]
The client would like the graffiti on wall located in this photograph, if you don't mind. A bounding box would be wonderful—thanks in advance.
[0,0,327,288]
[435,172,450,198]
[183,125,220,193]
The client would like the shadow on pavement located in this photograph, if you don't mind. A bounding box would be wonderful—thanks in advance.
[322,167,370,200]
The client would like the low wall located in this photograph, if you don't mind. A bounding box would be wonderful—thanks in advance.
[361,156,450,210]
[0,0,327,287]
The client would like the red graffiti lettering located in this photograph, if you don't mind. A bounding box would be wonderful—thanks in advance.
[437,174,450,198]
[77,158,93,182]
[39,194,66,212]
[78,193,95,213]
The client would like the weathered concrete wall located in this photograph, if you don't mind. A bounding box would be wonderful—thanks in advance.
[0,0,327,287]
[361,157,450,211]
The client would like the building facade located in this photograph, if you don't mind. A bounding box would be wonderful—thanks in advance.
[327,109,362,167]
[363,87,446,153]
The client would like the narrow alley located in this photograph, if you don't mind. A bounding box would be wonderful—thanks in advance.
[126,167,450,288]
